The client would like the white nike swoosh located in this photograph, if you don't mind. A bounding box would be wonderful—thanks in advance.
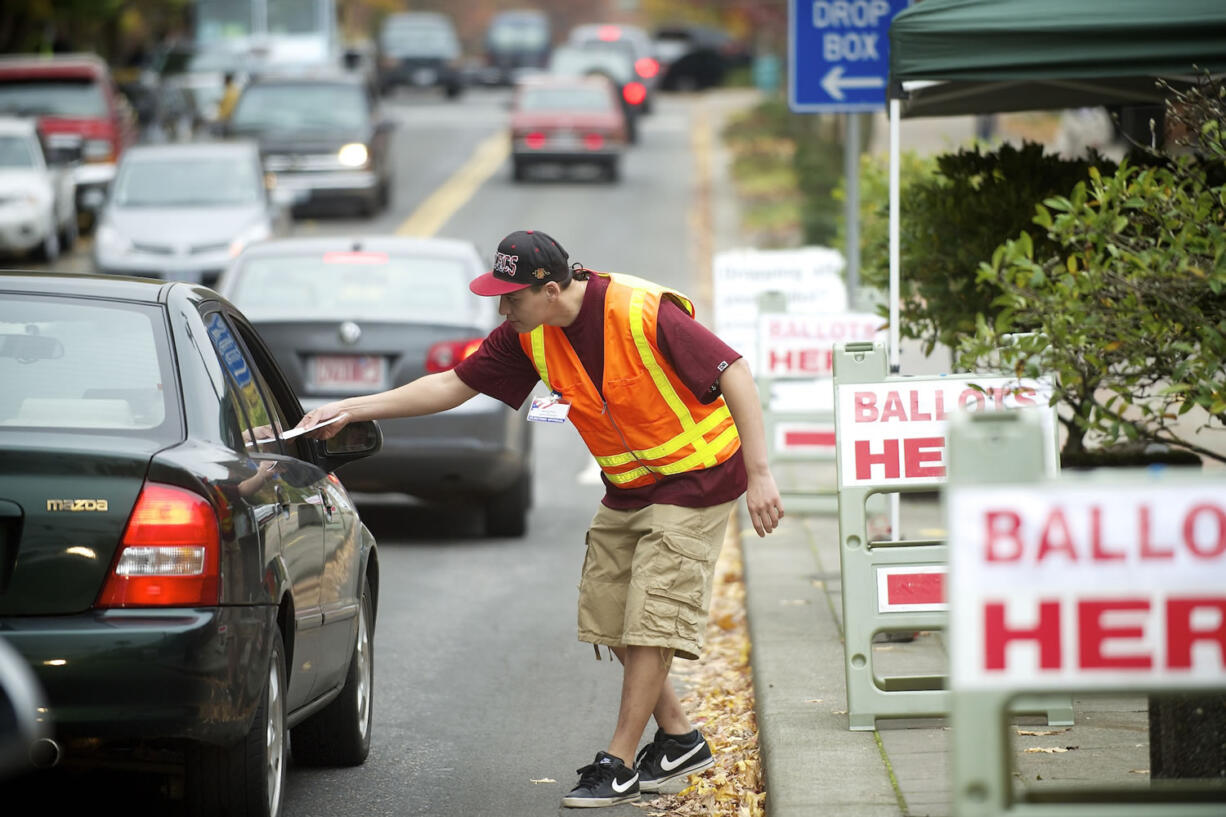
[611,773,639,794]
[659,743,705,772]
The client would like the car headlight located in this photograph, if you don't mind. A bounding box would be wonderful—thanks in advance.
[337,142,369,168]
[228,221,272,258]
[83,139,113,162]
[95,223,133,256]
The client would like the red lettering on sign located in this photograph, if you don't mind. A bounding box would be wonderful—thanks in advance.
[784,430,836,448]
[908,391,931,421]
[959,388,987,411]
[854,439,899,480]
[985,510,1024,562]
[1090,507,1125,561]
[880,391,907,422]
[1139,507,1174,560]
[1078,599,1152,669]
[854,391,878,423]
[1166,598,1226,669]
[985,600,1062,670]
[904,437,945,478]
[1185,504,1226,558]
[1037,508,1078,562]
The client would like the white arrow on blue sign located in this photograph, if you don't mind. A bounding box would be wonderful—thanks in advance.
[789,0,909,113]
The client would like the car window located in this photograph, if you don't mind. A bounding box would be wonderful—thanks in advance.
[204,310,283,456]
[0,134,37,168]
[227,252,480,324]
[549,46,632,83]
[112,154,262,207]
[489,16,550,50]
[0,79,107,118]
[230,82,369,131]
[519,86,614,113]
[380,22,460,58]
[0,295,176,438]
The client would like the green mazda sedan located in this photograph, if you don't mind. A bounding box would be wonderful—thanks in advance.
[0,272,383,816]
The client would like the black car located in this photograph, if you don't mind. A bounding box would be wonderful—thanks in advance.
[223,70,394,217]
[481,8,553,86]
[376,11,464,99]
[0,272,383,816]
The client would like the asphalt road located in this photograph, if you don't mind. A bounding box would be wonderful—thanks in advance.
[4,85,718,815]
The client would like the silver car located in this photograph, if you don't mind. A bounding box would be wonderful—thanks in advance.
[216,236,535,537]
[93,140,290,287]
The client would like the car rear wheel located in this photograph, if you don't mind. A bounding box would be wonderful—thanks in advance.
[186,628,287,817]
[58,213,77,253]
[485,476,529,538]
[291,583,374,766]
[512,158,529,182]
[604,159,620,183]
[33,229,60,263]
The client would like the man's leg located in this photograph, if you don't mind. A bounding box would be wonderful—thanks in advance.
[607,646,688,764]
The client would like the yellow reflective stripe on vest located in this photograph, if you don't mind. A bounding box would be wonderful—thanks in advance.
[592,404,732,468]
[528,327,551,392]
[627,287,720,468]
[601,424,739,484]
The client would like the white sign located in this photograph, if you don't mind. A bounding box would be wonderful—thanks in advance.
[835,376,1055,487]
[948,482,1226,689]
[712,247,846,373]
[758,312,885,378]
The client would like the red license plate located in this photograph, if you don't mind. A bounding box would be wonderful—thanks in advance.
[310,355,387,391]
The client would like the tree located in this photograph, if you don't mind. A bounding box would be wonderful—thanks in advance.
[957,74,1226,462]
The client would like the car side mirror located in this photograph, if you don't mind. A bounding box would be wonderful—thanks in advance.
[318,419,382,468]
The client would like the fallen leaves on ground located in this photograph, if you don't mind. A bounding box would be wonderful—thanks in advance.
[635,512,765,817]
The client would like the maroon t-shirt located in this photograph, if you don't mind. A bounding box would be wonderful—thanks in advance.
[455,273,747,509]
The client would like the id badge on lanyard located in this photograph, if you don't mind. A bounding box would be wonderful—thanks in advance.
[527,390,571,423]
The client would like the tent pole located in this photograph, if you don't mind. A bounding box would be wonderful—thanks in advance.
[888,97,902,542]
[888,97,901,374]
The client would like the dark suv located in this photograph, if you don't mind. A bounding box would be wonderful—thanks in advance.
[376,11,464,99]
[222,70,394,217]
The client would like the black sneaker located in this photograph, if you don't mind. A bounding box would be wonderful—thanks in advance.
[561,751,640,808]
[634,729,715,792]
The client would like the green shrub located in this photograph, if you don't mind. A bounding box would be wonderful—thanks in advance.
[858,142,1112,355]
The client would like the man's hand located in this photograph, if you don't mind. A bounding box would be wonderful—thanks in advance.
[745,472,784,537]
[296,403,351,440]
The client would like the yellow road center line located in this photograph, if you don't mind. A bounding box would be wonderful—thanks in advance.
[396,131,510,237]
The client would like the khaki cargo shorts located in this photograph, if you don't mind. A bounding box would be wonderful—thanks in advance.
[577,500,736,661]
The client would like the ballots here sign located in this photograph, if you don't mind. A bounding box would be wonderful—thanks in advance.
[948,483,1226,690]
[758,312,885,378]
[836,377,1054,487]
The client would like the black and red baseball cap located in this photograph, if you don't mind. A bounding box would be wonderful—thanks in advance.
[470,230,570,296]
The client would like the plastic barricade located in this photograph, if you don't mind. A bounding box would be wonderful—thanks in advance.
[831,341,1073,731]
[946,410,1225,816]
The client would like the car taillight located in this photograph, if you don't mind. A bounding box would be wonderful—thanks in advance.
[634,57,659,80]
[524,132,546,150]
[426,338,483,373]
[623,82,647,106]
[96,483,221,608]
[583,133,604,150]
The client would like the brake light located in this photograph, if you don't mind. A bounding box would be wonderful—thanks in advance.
[96,483,221,608]
[583,133,604,151]
[634,58,659,80]
[426,338,483,373]
[523,132,547,150]
[322,251,389,265]
[623,82,647,106]
[598,25,621,42]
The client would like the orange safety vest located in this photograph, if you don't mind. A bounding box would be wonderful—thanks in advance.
[519,273,741,489]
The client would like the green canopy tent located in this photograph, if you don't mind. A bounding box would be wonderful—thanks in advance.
[878,0,1226,368]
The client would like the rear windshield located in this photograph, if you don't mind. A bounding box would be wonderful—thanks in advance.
[227,253,480,324]
[519,86,613,112]
[112,154,263,207]
[0,78,107,118]
[549,46,632,83]
[0,295,177,439]
[380,19,460,58]
[488,17,550,51]
[230,82,369,131]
